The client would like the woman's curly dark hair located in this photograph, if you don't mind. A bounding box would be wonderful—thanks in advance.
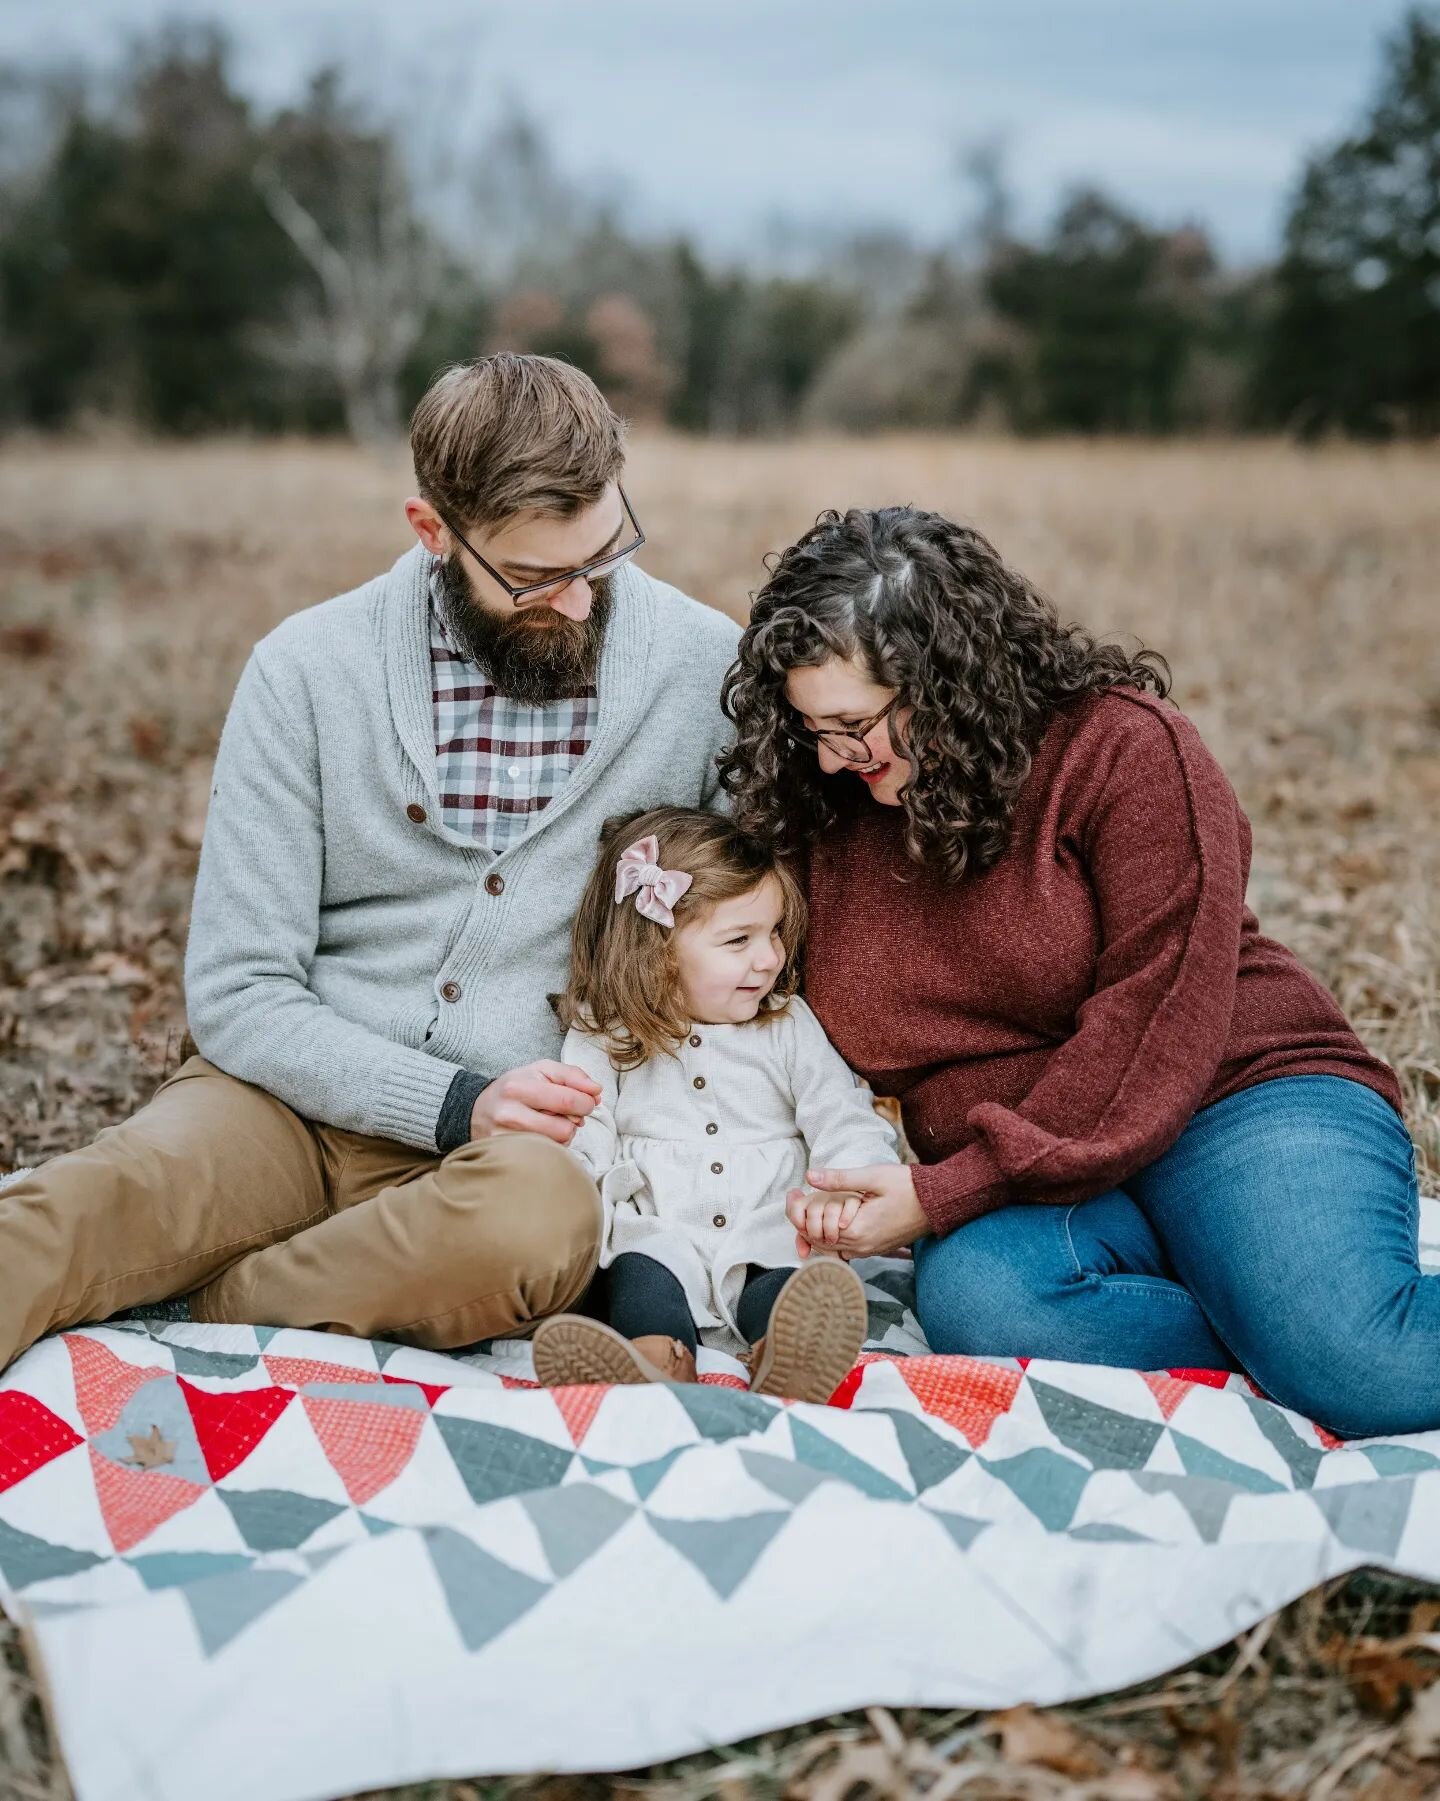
[718,506,1171,882]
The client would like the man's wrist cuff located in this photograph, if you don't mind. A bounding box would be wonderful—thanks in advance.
[436,1069,491,1154]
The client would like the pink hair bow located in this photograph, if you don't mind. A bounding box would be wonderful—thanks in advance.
[614,835,693,929]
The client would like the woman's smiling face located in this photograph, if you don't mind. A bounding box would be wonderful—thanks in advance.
[784,658,909,807]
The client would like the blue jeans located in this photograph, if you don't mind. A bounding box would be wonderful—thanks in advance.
[913,1077,1433,1438]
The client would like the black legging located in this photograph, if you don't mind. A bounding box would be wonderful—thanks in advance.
[601,1252,792,1351]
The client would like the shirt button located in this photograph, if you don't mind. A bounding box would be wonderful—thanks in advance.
[713,1214,727,1229]
[440,981,462,1003]
[507,764,521,780]
[710,1161,723,1175]
[406,803,427,823]
[705,1122,718,1136]
[689,1034,702,1047]
[485,874,505,896]
[692,1076,705,1091]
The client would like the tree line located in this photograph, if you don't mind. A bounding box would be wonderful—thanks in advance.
[0,9,1436,442]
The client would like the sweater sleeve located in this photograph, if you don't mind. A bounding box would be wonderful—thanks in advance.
[785,1000,901,1174]
[185,651,467,1151]
[560,1028,621,1182]
[911,701,1246,1235]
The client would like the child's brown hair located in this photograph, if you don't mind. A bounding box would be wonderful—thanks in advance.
[556,806,806,1069]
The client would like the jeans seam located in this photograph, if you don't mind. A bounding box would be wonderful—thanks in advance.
[1059,1205,1085,1283]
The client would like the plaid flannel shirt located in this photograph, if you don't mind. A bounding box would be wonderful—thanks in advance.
[429,570,598,855]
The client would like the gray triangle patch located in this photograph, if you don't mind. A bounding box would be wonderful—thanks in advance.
[424,1526,550,1652]
[648,1511,788,1599]
[219,1487,346,1552]
[1312,1480,1415,1559]
[673,1385,779,1444]
[739,1449,829,1506]
[886,1410,970,1495]
[435,1415,575,1506]
[184,1567,306,1657]
[0,1518,103,1590]
[928,1509,989,1551]
[521,1484,634,1578]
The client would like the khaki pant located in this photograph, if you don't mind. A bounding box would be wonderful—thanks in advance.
[0,1057,602,1374]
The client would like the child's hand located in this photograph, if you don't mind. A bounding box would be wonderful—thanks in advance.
[785,1186,863,1258]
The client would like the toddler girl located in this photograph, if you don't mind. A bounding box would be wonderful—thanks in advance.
[533,806,900,1402]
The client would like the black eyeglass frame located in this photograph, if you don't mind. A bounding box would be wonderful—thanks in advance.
[438,484,646,608]
[780,695,900,764]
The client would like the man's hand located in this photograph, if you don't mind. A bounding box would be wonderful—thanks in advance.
[469,1061,602,1146]
[787,1163,928,1260]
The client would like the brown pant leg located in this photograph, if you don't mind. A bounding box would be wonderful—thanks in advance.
[0,1057,327,1372]
[189,1132,602,1349]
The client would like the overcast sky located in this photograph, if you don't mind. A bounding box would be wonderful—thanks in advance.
[0,0,1413,262]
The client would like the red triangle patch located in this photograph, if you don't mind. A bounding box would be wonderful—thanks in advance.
[1167,1366,1232,1390]
[1313,1423,1345,1451]
[1141,1372,1197,1421]
[263,1355,379,1388]
[825,1365,865,1410]
[895,1355,1023,1448]
[179,1377,294,1482]
[301,1395,426,1505]
[380,1373,451,1407]
[0,1392,84,1494]
[89,1446,206,1553]
[64,1335,167,1435]
[549,1383,608,1447]
[499,1374,540,1390]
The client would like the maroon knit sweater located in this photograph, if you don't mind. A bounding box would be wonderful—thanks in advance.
[802,689,1404,1237]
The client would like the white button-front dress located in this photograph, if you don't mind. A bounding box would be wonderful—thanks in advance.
[561,997,900,1352]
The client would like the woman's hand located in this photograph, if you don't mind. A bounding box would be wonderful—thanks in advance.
[786,1163,928,1260]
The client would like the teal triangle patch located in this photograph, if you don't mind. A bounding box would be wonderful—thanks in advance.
[648,1511,788,1599]
[1365,1443,1440,1477]
[625,1447,686,1500]
[0,1518,103,1590]
[360,1512,398,1536]
[371,1340,405,1370]
[884,1409,971,1494]
[303,1545,349,1574]
[1312,1480,1415,1558]
[184,1567,306,1656]
[928,1509,988,1550]
[1068,1522,1154,1543]
[219,1487,346,1552]
[166,1345,261,1380]
[434,1416,574,1506]
[252,1327,281,1349]
[1241,1395,1323,1490]
[521,1484,633,1579]
[128,1551,252,1591]
[788,1417,910,1500]
[982,1448,1090,1530]
[673,1385,779,1444]
[1132,1472,1238,1543]
[1170,1430,1287,1494]
[1029,1380,1165,1471]
[739,1449,829,1506]
[425,1526,550,1652]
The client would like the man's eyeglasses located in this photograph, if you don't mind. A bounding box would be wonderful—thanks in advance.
[779,696,899,764]
[439,485,646,609]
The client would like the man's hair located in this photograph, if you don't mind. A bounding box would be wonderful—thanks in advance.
[555,806,806,1070]
[410,353,626,535]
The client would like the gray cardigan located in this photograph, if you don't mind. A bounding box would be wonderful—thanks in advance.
[185,544,740,1152]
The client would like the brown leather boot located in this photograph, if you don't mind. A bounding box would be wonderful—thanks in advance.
[746,1260,867,1404]
[533,1315,698,1387]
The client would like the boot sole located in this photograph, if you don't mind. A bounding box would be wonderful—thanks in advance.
[532,1315,672,1388]
[748,1260,868,1404]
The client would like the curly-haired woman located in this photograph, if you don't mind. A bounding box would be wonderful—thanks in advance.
[719,506,1432,1439]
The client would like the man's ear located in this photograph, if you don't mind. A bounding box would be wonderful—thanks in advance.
[404,497,448,557]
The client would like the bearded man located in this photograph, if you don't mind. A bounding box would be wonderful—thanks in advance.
[0,354,738,1371]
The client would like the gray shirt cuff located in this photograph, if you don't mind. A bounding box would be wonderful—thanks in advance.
[436,1068,491,1154]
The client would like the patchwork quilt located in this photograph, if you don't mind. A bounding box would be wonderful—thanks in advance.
[3,1202,1440,1801]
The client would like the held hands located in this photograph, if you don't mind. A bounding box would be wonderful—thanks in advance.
[786,1163,928,1261]
[469,1061,602,1146]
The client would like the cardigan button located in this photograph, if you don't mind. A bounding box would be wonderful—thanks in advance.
[712,1214,727,1229]
[406,803,427,823]
[692,1076,705,1090]
[484,873,505,896]
[705,1123,718,1136]
[440,981,462,1003]
[710,1161,723,1175]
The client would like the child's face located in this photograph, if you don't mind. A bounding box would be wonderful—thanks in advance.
[673,876,787,1025]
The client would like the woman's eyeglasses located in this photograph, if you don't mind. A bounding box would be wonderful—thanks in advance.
[439,485,646,609]
[779,696,898,764]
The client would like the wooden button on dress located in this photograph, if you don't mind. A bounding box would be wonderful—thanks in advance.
[692,1076,706,1090]
[705,1122,718,1135]
[710,1161,723,1174]
[689,1034,702,1047]
[713,1214,727,1229]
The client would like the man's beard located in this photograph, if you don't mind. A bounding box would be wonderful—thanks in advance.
[435,554,613,704]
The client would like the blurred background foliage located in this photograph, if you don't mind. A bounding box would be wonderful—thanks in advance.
[0,6,1436,445]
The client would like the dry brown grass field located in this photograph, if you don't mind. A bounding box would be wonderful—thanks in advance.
[2,433,1439,1798]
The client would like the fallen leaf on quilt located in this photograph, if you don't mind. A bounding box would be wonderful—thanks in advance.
[124,1425,177,1470]
[992,1705,1107,1777]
